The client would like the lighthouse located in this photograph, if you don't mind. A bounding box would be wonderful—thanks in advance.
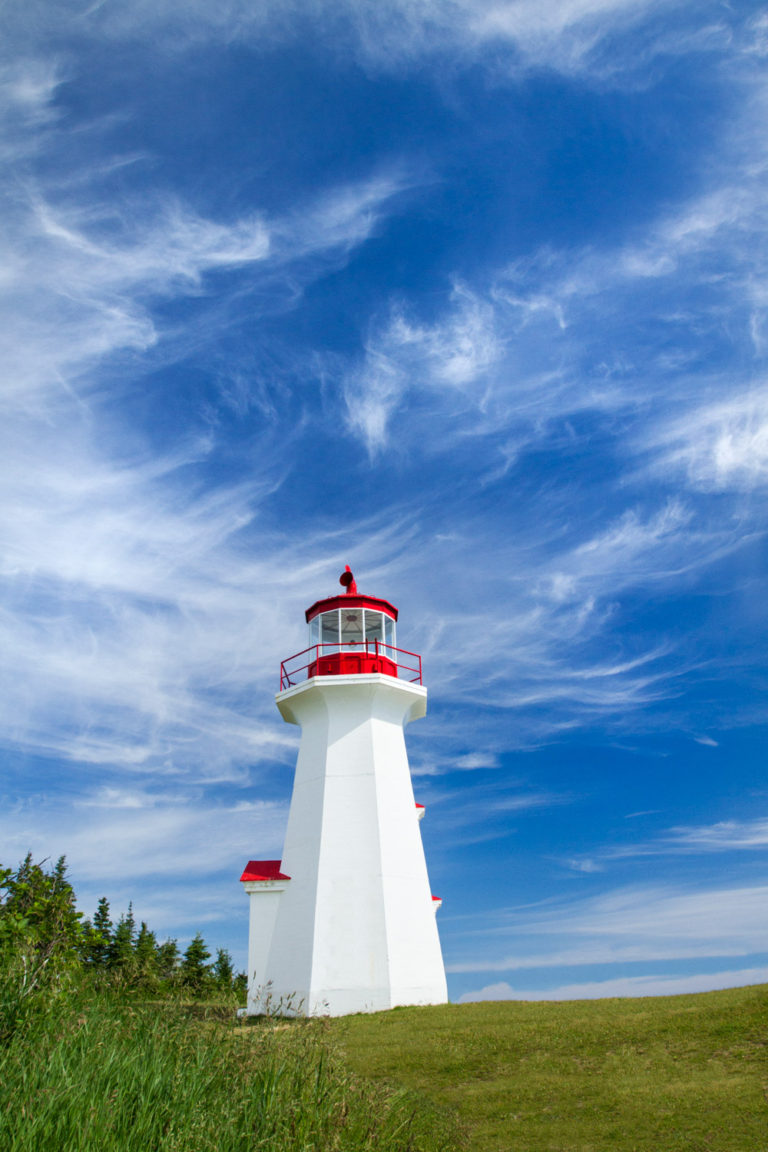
[241,567,447,1017]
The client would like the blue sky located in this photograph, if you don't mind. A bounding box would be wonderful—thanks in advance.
[2,0,768,1001]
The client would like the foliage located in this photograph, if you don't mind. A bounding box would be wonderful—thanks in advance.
[81,896,112,966]
[333,986,768,1151]
[0,854,83,1043]
[213,946,235,989]
[107,903,136,971]
[0,854,244,1042]
[181,931,212,990]
[0,853,83,963]
[133,921,159,985]
[156,937,181,981]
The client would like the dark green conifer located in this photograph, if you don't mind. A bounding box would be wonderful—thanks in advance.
[134,921,159,986]
[82,896,112,966]
[213,947,235,990]
[155,938,180,981]
[0,853,83,962]
[181,932,211,991]
[107,903,136,970]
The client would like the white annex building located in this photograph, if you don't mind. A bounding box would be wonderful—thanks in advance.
[240,566,447,1017]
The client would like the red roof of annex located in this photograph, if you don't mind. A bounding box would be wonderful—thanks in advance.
[240,860,291,882]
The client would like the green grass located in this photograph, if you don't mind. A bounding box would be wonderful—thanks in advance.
[332,984,768,1151]
[0,990,458,1151]
[3,979,766,1151]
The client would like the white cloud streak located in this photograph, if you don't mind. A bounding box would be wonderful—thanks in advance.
[562,817,768,873]
[43,0,732,87]
[600,818,768,860]
[458,965,768,1001]
[0,62,417,778]
[448,880,768,982]
[647,391,768,493]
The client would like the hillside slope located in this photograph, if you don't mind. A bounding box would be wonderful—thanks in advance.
[332,984,768,1151]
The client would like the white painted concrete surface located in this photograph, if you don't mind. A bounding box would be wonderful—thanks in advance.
[245,673,447,1017]
[243,879,289,1014]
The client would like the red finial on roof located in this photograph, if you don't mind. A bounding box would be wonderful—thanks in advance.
[339,565,357,594]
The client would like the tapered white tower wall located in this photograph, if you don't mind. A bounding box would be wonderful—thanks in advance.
[242,571,447,1017]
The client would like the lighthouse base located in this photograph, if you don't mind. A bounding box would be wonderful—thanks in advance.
[248,973,446,1018]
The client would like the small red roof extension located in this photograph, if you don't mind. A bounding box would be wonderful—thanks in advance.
[240,860,291,882]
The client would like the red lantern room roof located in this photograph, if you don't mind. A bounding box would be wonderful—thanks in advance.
[305,565,398,623]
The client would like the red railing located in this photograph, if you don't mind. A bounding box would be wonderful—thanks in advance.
[280,641,422,690]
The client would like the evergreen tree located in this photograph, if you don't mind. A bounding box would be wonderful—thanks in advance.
[107,904,136,971]
[155,938,180,982]
[0,854,83,964]
[0,855,83,1038]
[181,933,211,991]
[81,897,112,966]
[133,921,159,986]
[213,947,235,990]
[2,851,240,1003]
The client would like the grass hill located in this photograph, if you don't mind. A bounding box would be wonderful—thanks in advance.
[2,970,765,1149]
[331,983,768,1151]
[8,858,761,1148]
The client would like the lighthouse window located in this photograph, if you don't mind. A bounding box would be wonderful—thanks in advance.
[320,611,339,646]
[365,612,383,646]
[309,616,320,648]
[384,615,395,654]
[341,608,363,648]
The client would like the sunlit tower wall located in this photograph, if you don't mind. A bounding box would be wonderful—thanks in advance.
[240,566,447,1017]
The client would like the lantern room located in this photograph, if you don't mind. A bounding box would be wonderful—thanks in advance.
[279,566,422,688]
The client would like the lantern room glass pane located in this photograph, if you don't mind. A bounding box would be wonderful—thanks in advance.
[364,611,383,646]
[383,615,395,655]
[320,610,339,646]
[340,608,363,648]
[309,616,320,647]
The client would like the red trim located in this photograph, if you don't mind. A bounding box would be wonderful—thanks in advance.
[240,860,291,882]
[432,895,442,902]
[308,651,398,679]
[305,594,398,623]
[415,803,425,809]
[280,641,422,690]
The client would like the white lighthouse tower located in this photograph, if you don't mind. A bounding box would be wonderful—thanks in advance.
[241,566,447,1017]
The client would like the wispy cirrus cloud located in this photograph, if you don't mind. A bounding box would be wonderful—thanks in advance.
[0,61,418,778]
[397,492,744,734]
[642,390,768,493]
[3,174,408,411]
[458,965,768,1001]
[0,467,416,776]
[0,783,288,951]
[667,819,768,850]
[448,881,768,983]
[43,0,745,88]
[340,45,768,472]
[344,284,502,454]
[592,817,768,862]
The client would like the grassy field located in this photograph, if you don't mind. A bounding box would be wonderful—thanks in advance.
[2,977,766,1150]
[0,989,459,1151]
[331,984,768,1152]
